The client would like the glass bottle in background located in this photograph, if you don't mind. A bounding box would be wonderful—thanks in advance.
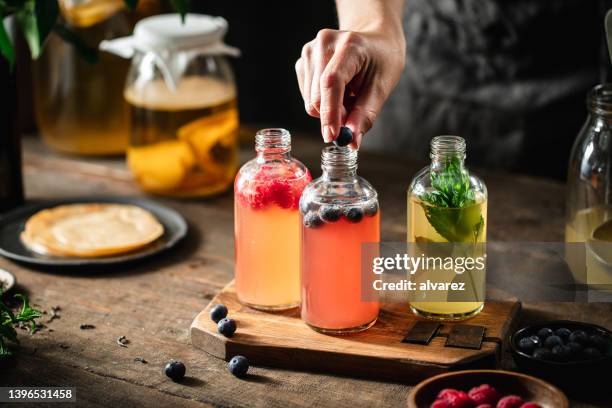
[234,129,311,310]
[566,84,612,285]
[300,146,380,334]
[33,0,160,155]
[407,136,487,320]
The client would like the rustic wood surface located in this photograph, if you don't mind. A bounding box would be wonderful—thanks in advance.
[1,133,611,408]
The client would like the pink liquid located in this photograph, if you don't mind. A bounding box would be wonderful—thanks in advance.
[301,214,380,332]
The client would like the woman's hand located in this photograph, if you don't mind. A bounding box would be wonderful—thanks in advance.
[295,3,405,148]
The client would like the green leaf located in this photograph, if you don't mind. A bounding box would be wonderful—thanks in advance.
[123,0,139,11]
[0,18,14,67]
[52,24,98,64]
[170,0,189,22]
[15,0,59,59]
[0,323,17,344]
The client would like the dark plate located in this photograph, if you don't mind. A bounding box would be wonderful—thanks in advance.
[0,197,187,268]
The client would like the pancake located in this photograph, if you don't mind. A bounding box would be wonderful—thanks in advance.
[21,203,164,257]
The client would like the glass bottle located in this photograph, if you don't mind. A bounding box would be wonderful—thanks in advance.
[566,84,612,285]
[102,14,240,197]
[234,129,311,310]
[407,136,487,320]
[33,0,160,155]
[300,146,380,334]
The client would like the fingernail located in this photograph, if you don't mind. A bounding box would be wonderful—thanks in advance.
[322,126,333,143]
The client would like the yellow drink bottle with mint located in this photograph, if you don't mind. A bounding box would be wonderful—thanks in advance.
[407,136,487,320]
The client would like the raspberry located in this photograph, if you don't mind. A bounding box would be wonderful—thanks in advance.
[446,391,474,408]
[431,400,451,408]
[519,403,542,408]
[437,389,460,400]
[475,405,493,408]
[469,384,501,405]
[496,395,524,408]
[268,180,294,209]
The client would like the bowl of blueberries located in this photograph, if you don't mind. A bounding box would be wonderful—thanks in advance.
[510,320,612,394]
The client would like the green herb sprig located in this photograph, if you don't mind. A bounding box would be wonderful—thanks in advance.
[0,292,42,358]
[420,157,484,243]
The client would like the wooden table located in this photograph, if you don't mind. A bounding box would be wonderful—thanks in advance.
[2,134,611,408]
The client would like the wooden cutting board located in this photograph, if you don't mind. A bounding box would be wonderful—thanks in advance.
[191,281,520,383]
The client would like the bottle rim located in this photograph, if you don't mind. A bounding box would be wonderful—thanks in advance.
[255,128,291,153]
[588,84,612,115]
[430,135,466,160]
[321,146,358,169]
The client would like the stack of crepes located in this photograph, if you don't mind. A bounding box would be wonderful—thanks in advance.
[21,204,164,258]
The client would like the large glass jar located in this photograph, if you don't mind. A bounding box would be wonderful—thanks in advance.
[566,84,612,286]
[102,14,240,197]
[234,129,311,310]
[300,146,380,334]
[33,0,159,155]
[407,136,487,321]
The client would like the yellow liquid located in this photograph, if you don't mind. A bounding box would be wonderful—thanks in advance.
[407,195,487,320]
[125,77,238,197]
[34,0,159,155]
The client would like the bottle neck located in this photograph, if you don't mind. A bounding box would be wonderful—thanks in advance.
[255,128,291,161]
[588,83,612,119]
[430,135,467,171]
[321,146,358,180]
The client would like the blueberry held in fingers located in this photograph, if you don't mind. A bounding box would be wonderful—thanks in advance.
[334,127,353,147]
[218,318,237,337]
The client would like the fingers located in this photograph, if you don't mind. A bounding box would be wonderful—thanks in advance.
[344,82,385,149]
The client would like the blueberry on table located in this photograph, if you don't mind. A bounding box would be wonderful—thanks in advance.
[582,347,603,359]
[364,201,379,217]
[345,207,364,223]
[537,327,554,339]
[217,318,237,337]
[543,335,563,349]
[334,127,353,147]
[569,330,589,345]
[555,327,572,341]
[532,347,553,360]
[209,304,228,323]
[164,361,186,382]
[303,212,323,228]
[518,336,538,354]
[551,345,572,361]
[228,355,249,378]
[319,205,342,222]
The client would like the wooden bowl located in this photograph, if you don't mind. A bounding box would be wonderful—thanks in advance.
[407,369,568,408]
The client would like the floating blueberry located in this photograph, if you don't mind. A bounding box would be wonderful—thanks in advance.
[218,318,237,337]
[566,341,583,355]
[164,361,186,382]
[537,327,554,339]
[364,201,379,217]
[551,345,572,361]
[227,355,249,378]
[569,330,589,345]
[518,336,538,354]
[345,207,364,223]
[543,335,564,349]
[532,347,553,360]
[555,327,572,341]
[582,347,603,360]
[319,205,342,223]
[334,126,353,147]
[589,334,609,352]
[209,304,228,323]
[303,212,323,228]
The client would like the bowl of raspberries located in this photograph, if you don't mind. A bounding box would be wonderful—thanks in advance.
[510,320,612,393]
[407,369,568,408]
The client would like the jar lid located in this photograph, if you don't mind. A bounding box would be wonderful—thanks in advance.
[134,14,228,50]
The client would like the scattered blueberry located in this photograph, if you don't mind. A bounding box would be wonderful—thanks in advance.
[532,347,553,360]
[551,345,572,361]
[227,355,249,378]
[334,126,353,147]
[543,335,564,349]
[164,361,186,382]
[518,337,538,354]
[345,207,364,223]
[209,304,228,323]
[364,201,379,217]
[218,318,237,337]
[319,205,342,223]
[566,341,583,355]
[537,327,554,339]
[555,327,571,341]
[569,330,589,345]
[303,212,323,228]
[589,334,609,352]
[582,347,603,360]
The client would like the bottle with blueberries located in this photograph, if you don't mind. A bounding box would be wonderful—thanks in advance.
[300,145,380,334]
[234,129,311,310]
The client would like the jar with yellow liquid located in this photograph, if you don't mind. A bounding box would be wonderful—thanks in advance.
[33,0,160,155]
[566,84,612,287]
[407,136,487,320]
[101,14,240,197]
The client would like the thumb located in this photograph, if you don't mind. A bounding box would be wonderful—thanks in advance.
[343,84,384,148]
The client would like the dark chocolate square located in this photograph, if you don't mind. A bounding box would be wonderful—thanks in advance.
[445,324,485,349]
[402,321,440,345]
